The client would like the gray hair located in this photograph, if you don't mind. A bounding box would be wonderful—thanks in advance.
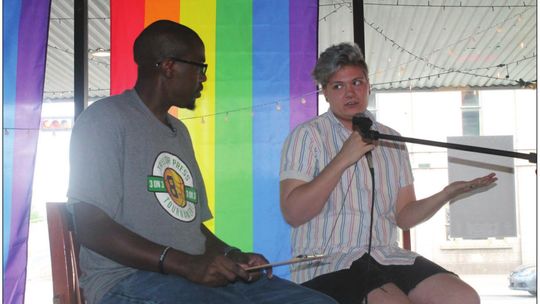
[312,42,369,88]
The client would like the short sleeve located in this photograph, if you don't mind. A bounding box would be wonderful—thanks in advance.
[67,104,124,218]
[398,141,414,188]
[280,125,319,182]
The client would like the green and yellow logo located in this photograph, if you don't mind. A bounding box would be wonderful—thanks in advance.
[149,152,198,222]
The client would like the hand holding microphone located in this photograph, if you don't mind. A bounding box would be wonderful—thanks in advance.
[338,132,374,167]
[352,112,377,169]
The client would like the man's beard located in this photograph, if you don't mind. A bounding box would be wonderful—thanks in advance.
[184,97,197,110]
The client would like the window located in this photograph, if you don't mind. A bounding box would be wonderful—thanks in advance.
[461,90,480,136]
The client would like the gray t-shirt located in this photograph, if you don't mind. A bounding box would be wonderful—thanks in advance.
[67,90,212,304]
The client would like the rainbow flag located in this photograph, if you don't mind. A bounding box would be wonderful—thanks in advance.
[3,0,51,302]
[111,0,318,276]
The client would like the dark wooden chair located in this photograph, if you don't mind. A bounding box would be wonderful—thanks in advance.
[46,202,85,304]
[403,230,411,250]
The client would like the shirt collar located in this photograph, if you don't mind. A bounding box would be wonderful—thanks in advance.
[325,109,378,131]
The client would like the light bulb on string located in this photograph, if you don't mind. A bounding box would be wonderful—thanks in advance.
[201,116,206,124]
[398,66,405,77]
[300,97,307,105]
[224,112,229,122]
[275,102,281,111]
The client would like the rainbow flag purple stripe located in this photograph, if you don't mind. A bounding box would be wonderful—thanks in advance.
[3,0,51,303]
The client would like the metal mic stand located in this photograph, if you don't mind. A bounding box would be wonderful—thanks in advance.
[353,116,537,163]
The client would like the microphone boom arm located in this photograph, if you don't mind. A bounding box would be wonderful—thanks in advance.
[367,130,537,164]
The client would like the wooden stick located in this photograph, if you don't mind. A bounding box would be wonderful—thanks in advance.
[245,254,326,271]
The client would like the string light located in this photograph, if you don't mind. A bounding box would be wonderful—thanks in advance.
[3,127,42,133]
[370,55,536,89]
[318,2,352,22]
[179,89,321,123]
[319,1,537,9]
[364,10,535,90]
[363,4,533,87]
[48,44,110,67]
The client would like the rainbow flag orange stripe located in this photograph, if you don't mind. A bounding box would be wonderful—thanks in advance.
[111,0,317,276]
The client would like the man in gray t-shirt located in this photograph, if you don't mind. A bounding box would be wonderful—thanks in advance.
[67,20,336,304]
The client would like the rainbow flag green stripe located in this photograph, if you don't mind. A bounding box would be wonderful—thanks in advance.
[111,0,317,277]
[215,1,254,249]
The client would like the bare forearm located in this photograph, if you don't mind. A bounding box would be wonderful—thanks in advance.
[396,173,497,230]
[281,154,351,227]
[396,189,450,230]
[201,224,229,255]
[73,202,197,277]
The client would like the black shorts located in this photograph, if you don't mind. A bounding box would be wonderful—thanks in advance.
[301,254,455,304]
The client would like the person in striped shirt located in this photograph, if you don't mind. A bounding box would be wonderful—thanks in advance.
[279,42,497,304]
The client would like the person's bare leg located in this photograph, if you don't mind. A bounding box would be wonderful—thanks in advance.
[367,283,412,304]
[408,273,480,304]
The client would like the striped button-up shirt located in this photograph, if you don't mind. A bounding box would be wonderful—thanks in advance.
[280,110,419,283]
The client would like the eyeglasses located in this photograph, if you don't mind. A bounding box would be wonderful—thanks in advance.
[157,57,208,75]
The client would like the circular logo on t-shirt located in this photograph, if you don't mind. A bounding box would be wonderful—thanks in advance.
[148,152,198,222]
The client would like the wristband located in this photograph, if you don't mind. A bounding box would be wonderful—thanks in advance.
[223,246,241,257]
[158,246,172,274]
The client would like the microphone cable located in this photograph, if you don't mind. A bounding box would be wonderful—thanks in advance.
[362,160,376,304]
[310,163,359,280]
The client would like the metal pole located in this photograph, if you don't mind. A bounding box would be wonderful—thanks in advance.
[74,0,88,120]
[352,0,365,56]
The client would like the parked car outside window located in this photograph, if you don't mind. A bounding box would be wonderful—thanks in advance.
[509,265,536,295]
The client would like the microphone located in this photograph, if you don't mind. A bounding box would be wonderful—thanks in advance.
[352,112,378,140]
[353,112,374,169]
[365,150,373,169]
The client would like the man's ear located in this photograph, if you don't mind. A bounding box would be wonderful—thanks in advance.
[156,59,175,78]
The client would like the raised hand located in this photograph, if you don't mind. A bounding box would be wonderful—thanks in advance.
[337,131,375,167]
[443,172,498,198]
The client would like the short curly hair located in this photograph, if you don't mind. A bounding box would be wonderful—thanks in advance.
[133,20,201,67]
[312,43,369,88]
